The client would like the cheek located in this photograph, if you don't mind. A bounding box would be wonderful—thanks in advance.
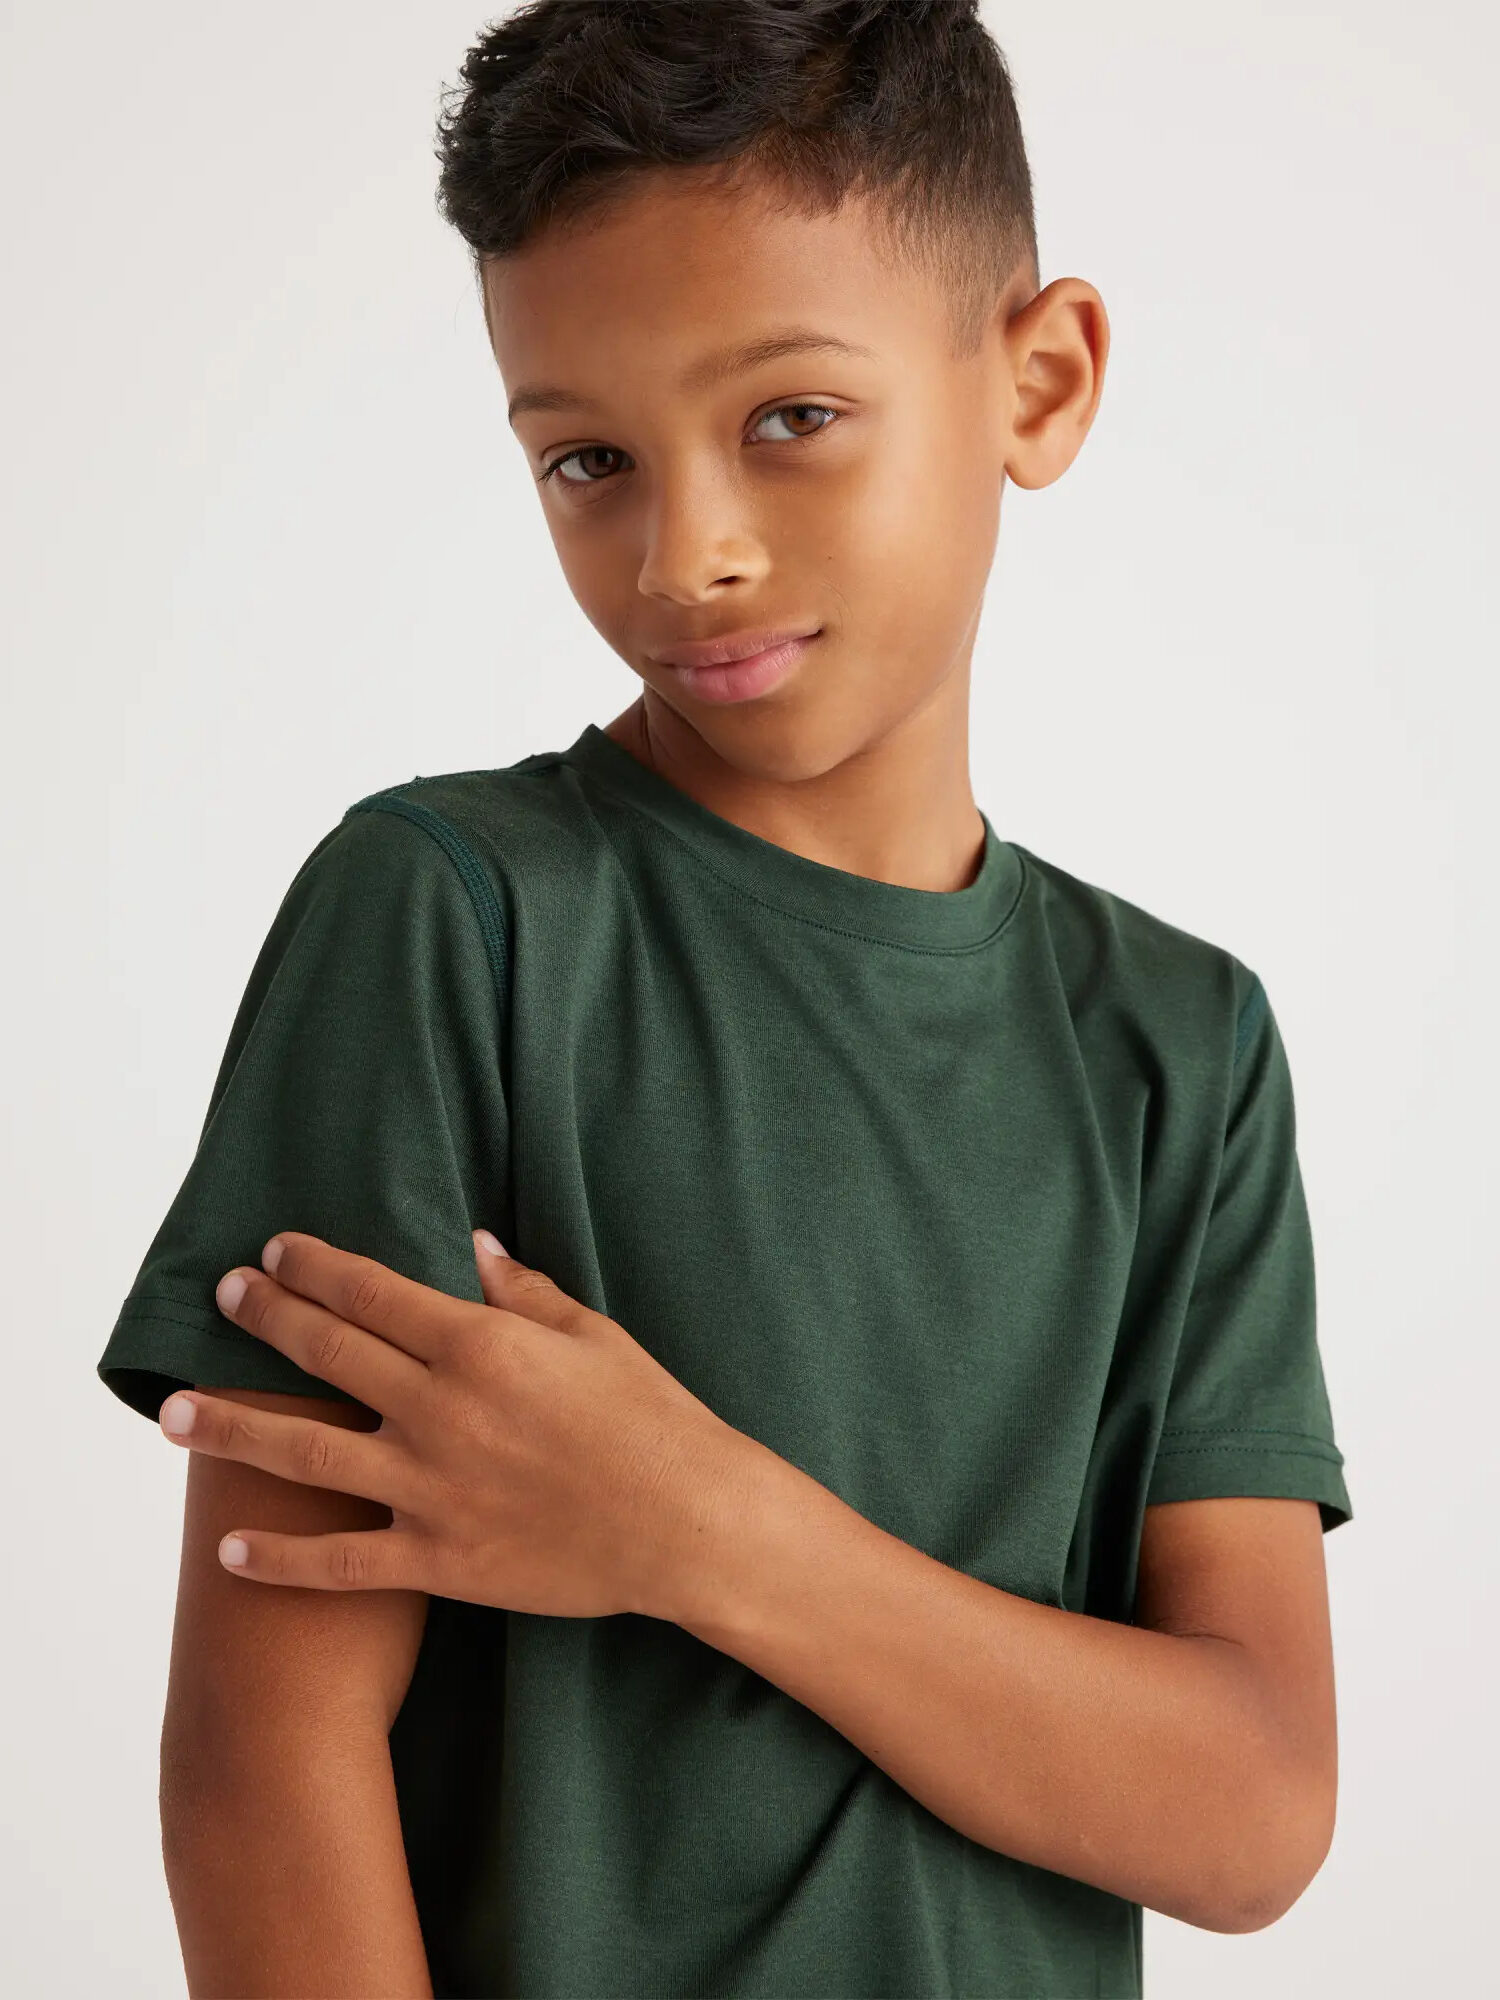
[822,439,998,656]
[545,519,628,638]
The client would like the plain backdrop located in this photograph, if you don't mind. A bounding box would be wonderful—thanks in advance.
[4,1,1495,1993]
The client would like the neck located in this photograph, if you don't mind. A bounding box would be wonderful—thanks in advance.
[600,656,984,895]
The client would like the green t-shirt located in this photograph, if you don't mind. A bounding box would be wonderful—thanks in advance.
[99,722,1351,2000]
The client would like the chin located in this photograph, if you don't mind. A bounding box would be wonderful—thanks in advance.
[699,705,875,786]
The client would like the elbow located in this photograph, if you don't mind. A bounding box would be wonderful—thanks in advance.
[1208,1873,1314,1936]
[1197,1758,1338,1935]
[1211,1863,1324,1936]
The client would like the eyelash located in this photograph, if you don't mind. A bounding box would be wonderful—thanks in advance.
[536,402,843,489]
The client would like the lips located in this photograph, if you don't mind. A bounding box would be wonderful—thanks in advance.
[649,623,822,670]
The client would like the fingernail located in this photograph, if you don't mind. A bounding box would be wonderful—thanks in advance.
[220,1536,250,1568]
[262,1236,285,1275]
[474,1229,508,1259]
[161,1395,197,1435]
[216,1271,248,1314]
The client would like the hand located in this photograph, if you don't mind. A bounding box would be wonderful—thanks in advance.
[156,1229,746,1623]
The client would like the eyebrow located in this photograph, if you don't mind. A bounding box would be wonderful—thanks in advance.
[505,327,879,428]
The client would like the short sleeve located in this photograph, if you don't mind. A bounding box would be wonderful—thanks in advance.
[97,796,511,1423]
[1145,973,1352,1533]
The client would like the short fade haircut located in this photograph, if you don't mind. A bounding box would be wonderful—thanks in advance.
[434,0,1039,360]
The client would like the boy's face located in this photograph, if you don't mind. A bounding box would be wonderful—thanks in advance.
[484,166,1089,783]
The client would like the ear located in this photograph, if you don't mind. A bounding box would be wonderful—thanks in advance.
[1000,276,1110,491]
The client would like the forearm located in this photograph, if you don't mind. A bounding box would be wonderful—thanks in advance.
[667,1438,1316,1934]
[161,1729,432,1999]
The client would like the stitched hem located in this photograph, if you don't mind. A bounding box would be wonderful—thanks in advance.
[99,1309,363,1422]
[1146,1433,1352,1532]
[562,755,1030,956]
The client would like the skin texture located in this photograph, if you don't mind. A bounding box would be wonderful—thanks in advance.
[672,1451,1338,1931]
[160,1386,433,1999]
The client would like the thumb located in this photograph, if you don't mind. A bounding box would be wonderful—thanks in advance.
[472,1229,585,1331]
[472,1228,512,1307]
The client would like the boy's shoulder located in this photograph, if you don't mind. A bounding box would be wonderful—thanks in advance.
[343,745,574,822]
[324,759,1264,1048]
[1011,840,1262,1053]
[335,748,602,886]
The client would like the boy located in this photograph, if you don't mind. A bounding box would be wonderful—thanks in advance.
[98,2,1352,1995]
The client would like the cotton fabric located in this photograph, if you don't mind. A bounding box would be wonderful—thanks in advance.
[100,723,1350,1999]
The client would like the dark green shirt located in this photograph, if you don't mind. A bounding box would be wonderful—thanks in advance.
[100,723,1351,2000]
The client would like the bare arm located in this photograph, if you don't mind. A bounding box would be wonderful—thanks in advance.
[672,1448,1339,1935]
[160,1385,433,1999]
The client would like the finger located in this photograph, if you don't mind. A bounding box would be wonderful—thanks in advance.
[260,1232,474,1364]
[471,1231,594,1334]
[158,1387,425,1515]
[213,1523,425,1593]
[472,1228,511,1309]
[216,1263,426,1409]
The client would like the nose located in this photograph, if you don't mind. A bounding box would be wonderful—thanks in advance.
[636,460,772,605]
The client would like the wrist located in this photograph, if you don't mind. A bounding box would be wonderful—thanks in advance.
[650,1423,849,1658]
[639,1421,799,1634]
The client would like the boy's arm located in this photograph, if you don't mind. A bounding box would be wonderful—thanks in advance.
[160,1386,433,2000]
[672,1466,1338,1936]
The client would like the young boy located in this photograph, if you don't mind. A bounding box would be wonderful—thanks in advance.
[98,2,1352,1995]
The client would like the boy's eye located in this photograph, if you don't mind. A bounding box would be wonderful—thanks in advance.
[751,402,839,445]
[540,444,626,487]
[537,402,841,489]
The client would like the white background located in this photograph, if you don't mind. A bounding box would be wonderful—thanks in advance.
[4,2,1495,1993]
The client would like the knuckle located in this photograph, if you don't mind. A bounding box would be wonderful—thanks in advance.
[507,1268,555,1304]
[335,1542,367,1589]
[224,1413,259,1456]
[294,1423,337,1482]
[347,1268,388,1321]
[307,1318,349,1379]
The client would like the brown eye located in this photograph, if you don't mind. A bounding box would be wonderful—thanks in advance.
[542,445,627,486]
[538,402,841,492]
[753,402,840,443]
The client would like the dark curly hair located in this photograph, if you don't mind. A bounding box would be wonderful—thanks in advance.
[433,0,1039,359]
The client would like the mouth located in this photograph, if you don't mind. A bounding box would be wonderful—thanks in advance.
[649,622,823,670]
[655,629,822,706]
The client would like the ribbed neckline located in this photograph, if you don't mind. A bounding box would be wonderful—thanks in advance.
[555,723,1024,951]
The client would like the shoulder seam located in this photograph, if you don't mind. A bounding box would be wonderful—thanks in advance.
[1232,973,1268,1065]
[343,794,509,1000]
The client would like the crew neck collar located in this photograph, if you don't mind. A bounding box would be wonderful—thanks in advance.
[557,723,1024,952]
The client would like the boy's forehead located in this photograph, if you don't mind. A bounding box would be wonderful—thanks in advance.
[483,171,946,404]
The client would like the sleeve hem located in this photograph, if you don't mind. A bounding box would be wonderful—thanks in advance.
[1147,1429,1352,1533]
[97,1302,364,1422]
